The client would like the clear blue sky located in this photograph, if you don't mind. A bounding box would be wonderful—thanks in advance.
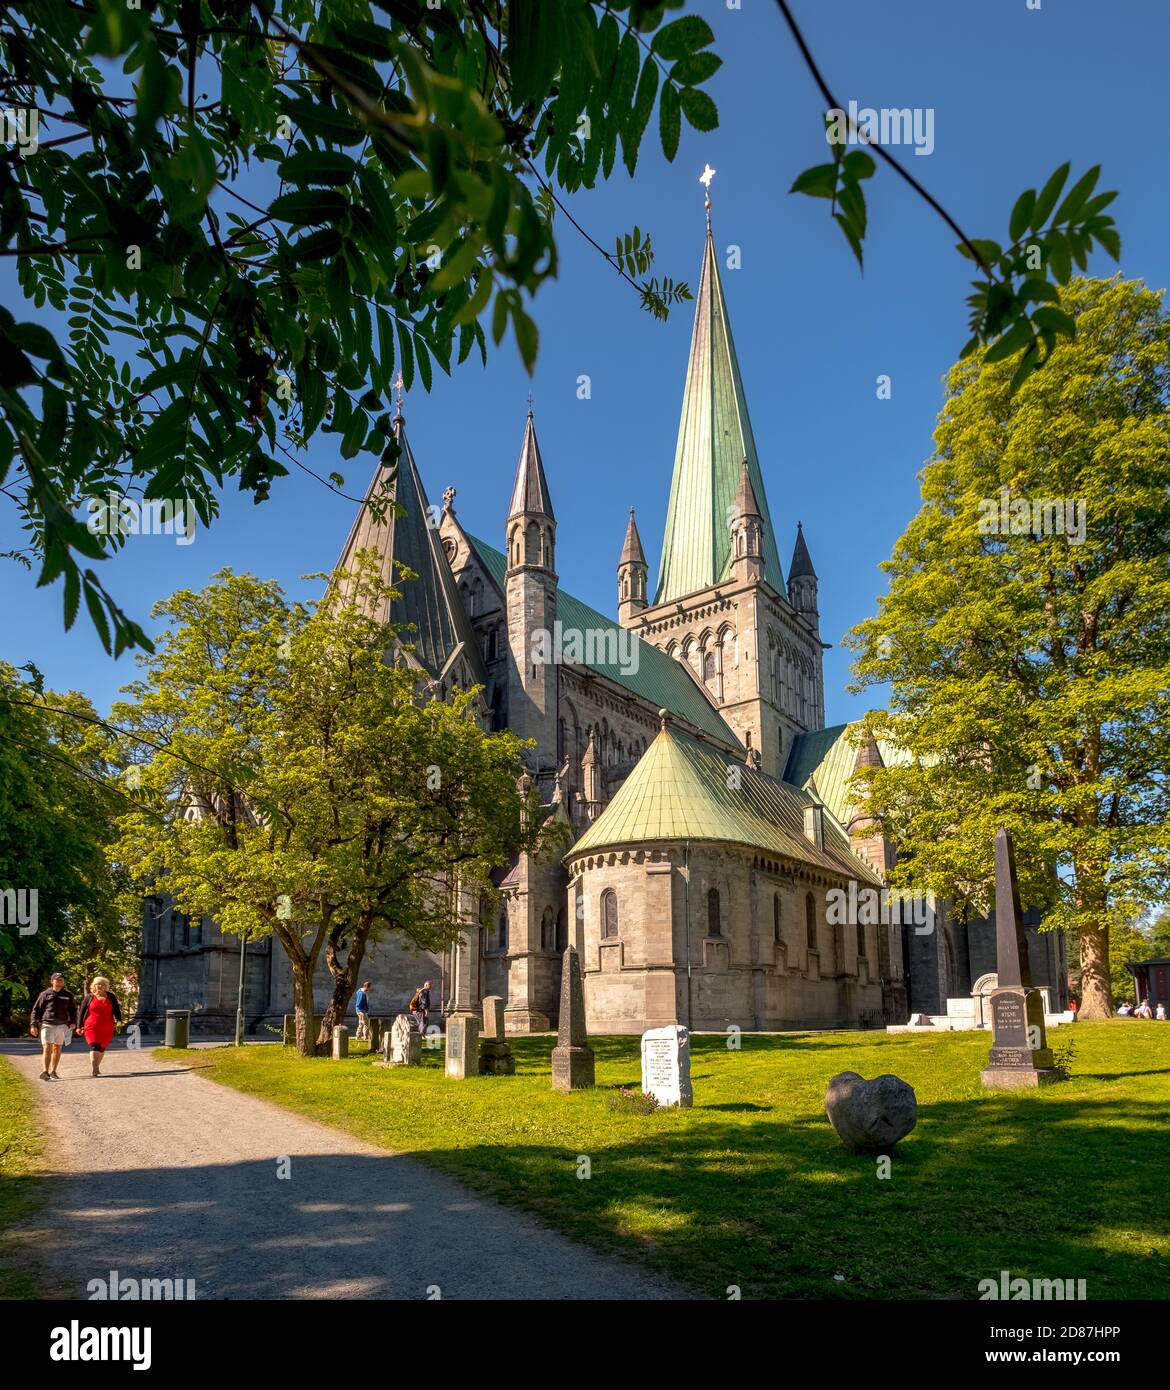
[2,0,1167,728]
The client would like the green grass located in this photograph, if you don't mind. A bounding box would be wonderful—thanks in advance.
[167,1021,1170,1300]
[0,1056,49,1299]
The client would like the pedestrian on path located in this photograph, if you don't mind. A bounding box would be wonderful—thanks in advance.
[354,981,372,1041]
[29,972,77,1081]
[409,979,432,1035]
[78,977,122,1076]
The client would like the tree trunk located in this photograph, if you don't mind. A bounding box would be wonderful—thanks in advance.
[1078,919,1112,1019]
[319,916,374,1046]
[292,966,318,1057]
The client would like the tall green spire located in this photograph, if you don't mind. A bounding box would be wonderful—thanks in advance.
[654,224,784,603]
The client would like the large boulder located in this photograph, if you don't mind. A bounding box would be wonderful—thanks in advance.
[824,1071,917,1152]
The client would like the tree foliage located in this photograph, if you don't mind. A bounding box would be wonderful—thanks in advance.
[847,276,1170,1020]
[107,557,539,1053]
[0,662,134,1030]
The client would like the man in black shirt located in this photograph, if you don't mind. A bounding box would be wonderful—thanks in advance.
[29,972,77,1080]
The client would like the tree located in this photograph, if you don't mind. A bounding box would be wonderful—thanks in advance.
[0,1,1118,654]
[0,662,133,1031]
[108,557,537,1054]
[848,276,1170,1020]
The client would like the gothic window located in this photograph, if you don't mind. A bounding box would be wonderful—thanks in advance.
[703,650,716,685]
[773,894,782,945]
[442,537,457,562]
[525,520,540,565]
[556,906,567,953]
[707,887,722,937]
[602,890,618,939]
[856,921,866,960]
[806,893,817,950]
[541,906,555,951]
[498,904,509,953]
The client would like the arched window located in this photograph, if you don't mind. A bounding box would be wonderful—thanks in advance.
[707,887,721,937]
[541,906,555,951]
[806,892,817,950]
[498,904,509,953]
[856,921,866,960]
[773,894,782,945]
[601,890,618,939]
[703,650,716,685]
[555,906,567,953]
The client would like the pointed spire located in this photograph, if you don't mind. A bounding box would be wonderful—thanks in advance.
[789,521,817,581]
[619,507,646,566]
[733,458,762,522]
[333,417,487,687]
[508,409,555,521]
[654,222,784,604]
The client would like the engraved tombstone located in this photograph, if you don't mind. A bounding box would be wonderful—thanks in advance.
[980,829,1058,1089]
[640,1024,692,1108]
[386,1013,420,1067]
[445,1013,478,1080]
[331,1024,349,1060]
[478,995,515,1075]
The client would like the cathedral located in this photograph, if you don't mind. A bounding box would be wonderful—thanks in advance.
[137,211,1066,1035]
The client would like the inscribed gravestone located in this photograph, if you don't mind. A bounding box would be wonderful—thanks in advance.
[640,1024,692,1108]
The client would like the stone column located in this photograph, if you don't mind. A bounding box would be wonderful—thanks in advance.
[449,878,481,1016]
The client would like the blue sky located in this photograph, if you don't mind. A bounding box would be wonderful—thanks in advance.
[2,0,1168,727]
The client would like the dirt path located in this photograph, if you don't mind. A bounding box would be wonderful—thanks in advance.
[1,1037,691,1301]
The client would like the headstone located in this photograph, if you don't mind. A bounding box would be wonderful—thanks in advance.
[385,1013,421,1067]
[332,1024,349,1060]
[283,1013,295,1047]
[478,995,515,1076]
[825,1071,917,1151]
[445,1013,478,1079]
[640,1024,692,1108]
[367,1018,383,1052]
[551,947,595,1091]
[981,829,1058,1089]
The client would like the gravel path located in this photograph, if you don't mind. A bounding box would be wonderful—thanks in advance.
[2,1037,692,1301]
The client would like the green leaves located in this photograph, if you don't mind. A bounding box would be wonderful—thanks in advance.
[790,130,874,269]
[659,80,681,160]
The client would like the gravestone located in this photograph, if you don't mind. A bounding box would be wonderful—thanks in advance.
[367,1018,383,1052]
[551,947,595,1091]
[824,1071,917,1151]
[980,829,1058,1089]
[445,1013,478,1079]
[640,1024,692,1108]
[382,1013,421,1067]
[478,995,515,1076]
[332,1024,349,1060]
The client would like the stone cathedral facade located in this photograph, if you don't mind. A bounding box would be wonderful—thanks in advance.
[137,216,1066,1034]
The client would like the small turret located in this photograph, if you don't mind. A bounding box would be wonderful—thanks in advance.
[617,508,648,628]
[729,460,765,584]
[788,522,818,619]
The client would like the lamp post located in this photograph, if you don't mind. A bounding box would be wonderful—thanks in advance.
[234,929,248,1046]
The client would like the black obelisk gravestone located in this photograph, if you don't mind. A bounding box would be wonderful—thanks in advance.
[981,829,1059,1089]
[551,946,595,1091]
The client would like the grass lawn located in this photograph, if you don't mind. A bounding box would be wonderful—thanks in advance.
[168,1021,1170,1300]
[0,1055,49,1299]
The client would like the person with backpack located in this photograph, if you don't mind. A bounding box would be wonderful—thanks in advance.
[78,977,123,1077]
[409,980,432,1035]
[353,980,372,1042]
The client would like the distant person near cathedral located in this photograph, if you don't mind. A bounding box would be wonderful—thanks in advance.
[1157,1003,1167,1021]
[409,980,431,1034]
[1117,1001,1133,1016]
[1136,999,1154,1019]
[29,972,77,1081]
[354,980,372,1041]
[78,977,122,1076]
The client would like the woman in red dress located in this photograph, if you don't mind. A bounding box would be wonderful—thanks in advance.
[77,976,122,1076]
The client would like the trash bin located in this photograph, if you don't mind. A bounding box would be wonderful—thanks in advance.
[165,1009,190,1048]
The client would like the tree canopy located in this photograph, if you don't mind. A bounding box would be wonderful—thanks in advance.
[847,276,1170,1019]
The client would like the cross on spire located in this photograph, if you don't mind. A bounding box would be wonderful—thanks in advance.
[392,370,405,420]
[699,163,716,223]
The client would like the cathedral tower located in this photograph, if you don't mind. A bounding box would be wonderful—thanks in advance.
[504,409,558,780]
[624,204,826,777]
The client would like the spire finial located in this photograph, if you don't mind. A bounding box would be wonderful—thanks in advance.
[527,389,534,418]
[392,370,405,421]
[699,163,716,224]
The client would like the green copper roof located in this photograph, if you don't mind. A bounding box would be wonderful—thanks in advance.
[467,534,740,748]
[568,722,880,883]
[336,419,487,687]
[654,225,784,603]
[784,723,905,829]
